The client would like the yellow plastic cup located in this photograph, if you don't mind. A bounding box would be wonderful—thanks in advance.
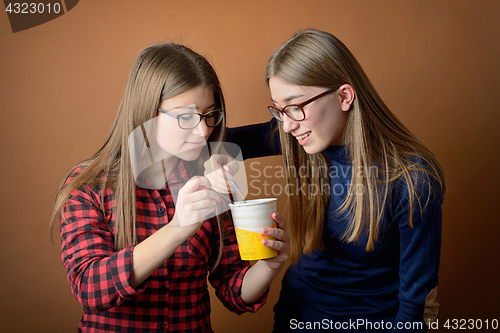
[229,198,278,260]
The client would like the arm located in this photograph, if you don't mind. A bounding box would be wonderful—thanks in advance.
[206,119,282,193]
[61,185,142,312]
[240,212,289,304]
[226,118,281,160]
[61,175,219,311]
[208,212,289,313]
[130,176,220,287]
[392,174,443,332]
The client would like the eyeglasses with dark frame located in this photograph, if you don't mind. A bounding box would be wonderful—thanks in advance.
[267,89,336,122]
[157,108,224,129]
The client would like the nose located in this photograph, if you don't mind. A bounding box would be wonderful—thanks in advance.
[192,118,212,138]
[282,115,299,133]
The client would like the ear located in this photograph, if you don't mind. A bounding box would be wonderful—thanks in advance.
[338,84,355,111]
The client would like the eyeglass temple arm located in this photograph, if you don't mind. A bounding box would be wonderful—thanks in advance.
[157,109,179,119]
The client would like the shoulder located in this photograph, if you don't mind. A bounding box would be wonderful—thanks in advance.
[64,165,115,208]
[394,154,444,208]
[65,165,86,183]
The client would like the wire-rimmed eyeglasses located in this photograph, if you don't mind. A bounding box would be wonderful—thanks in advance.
[267,89,335,121]
[157,109,224,129]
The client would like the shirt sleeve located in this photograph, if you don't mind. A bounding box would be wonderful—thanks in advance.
[207,211,268,314]
[60,183,146,312]
[226,118,281,160]
[392,172,443,332]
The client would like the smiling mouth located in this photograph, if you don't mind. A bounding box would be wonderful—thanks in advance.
[295,132,311,140]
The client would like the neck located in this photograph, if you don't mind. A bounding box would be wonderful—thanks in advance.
[143,156,179,189]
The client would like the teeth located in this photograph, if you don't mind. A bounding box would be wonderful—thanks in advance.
[296,132,310,140]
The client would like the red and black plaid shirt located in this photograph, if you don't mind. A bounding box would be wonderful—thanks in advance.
[60,160,267,332]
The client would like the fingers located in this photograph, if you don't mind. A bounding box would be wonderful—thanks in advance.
[177,176,220,227]
[204,159,239,194]
[262,238,288,254]
[208,152,239,174]
[204,169,231,193]
[180,177,220,205]
[271,212,286,229]
[182,175,212,192]
[191,188,217,207]
[262,227,289,246]
[203,155,233,194]
[224,158,240,175]
[261,212,289,252]
[203,154,231,175]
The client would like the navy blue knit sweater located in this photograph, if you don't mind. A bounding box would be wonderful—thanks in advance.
[228,120,443,332]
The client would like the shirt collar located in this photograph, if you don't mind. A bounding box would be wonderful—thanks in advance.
[135,159,196,190]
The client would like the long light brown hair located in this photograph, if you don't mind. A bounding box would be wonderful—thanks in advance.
[50,43,227,266]
[267,30,445,263]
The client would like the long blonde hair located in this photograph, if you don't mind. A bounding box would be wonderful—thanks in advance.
[267,30,445,263]
[50,43,227,261]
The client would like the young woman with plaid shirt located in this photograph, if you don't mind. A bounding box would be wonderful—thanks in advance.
[50,43,289,332]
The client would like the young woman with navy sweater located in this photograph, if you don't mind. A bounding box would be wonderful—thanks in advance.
[210,29,445,332]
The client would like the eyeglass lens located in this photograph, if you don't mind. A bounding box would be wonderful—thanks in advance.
[179,111,223,129]
[268,89,335,122]
[268,106,304,121]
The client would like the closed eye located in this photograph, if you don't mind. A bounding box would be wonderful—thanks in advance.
[179,114,197,121]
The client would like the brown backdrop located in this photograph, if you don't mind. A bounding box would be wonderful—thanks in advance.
[1,0,499,331]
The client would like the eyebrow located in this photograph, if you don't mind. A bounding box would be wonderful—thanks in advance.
[271,94,304,105]
[170,103,216,113]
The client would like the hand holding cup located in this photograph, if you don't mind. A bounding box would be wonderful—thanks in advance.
[259,212,289,271]
[229,198,288,262]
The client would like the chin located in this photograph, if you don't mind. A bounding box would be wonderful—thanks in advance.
[176,148,203,161]
[303,144,324,155]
